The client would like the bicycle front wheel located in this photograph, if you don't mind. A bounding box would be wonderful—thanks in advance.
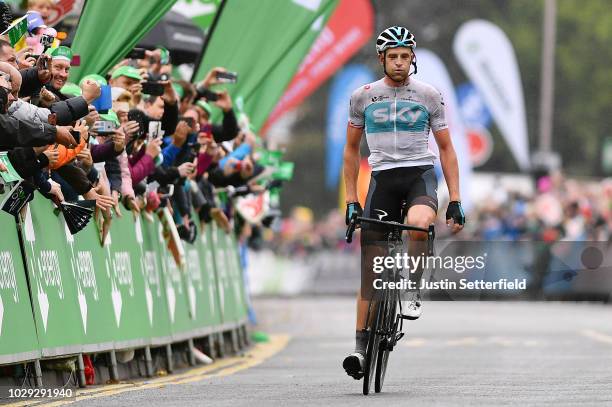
[375,294,397,393]
[363,299,384,395]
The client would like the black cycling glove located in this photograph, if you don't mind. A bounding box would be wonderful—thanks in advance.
[345,202,363,225]
[446,201,466,225]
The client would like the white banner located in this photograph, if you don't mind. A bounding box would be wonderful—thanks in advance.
[453,19,530,171]
[415,49,473,212]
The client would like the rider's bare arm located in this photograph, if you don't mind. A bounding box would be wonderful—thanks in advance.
[433,128,460,202]
[343,124,363,203]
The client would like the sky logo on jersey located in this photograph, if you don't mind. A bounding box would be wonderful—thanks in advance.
[365,101,429,133]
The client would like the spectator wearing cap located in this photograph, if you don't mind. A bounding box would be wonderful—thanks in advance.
[109,66,143,103]
[27,0,53,24]
[24,11,48,58]
[44,46,74,101]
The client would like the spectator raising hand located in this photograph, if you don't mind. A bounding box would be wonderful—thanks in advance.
[172,120,190,147]
[145,138,162,158]
[48,179,64,202]
[214,90,233,112]
[36,55,52,84]
[200,66,228,88]
[76,147,93,171]
[80,79,101,104]
[112,127,126,153]
[55,126,78,147]
[42,147,60,168]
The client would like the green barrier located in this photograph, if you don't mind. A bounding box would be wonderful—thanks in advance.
[102,212,157,349]
[0,190,40,364]
[173,221,223,340]
[2,191,250,365]
[21,195,86,357]
[68,209,118,352]
[137,216,173,346]
[211,223,248,327]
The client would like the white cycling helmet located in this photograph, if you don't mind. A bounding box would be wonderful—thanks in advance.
[375,26,416,54]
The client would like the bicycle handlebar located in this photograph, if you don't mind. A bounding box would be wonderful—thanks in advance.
[345,216,435,249]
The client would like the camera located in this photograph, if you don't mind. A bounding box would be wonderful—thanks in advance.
[92,120,117,136]
[126,48,146,60]
[128,108,149,140]
[142,81,164,96]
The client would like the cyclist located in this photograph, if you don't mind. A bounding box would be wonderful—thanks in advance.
[342,26,466,379]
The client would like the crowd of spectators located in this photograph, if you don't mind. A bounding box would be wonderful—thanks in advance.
[261,172,612,258]
[0,0,270,244]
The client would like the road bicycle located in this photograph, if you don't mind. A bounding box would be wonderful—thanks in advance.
[345,208,434,395]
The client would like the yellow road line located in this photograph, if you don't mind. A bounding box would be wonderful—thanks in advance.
[581,329,612,345]
[445,337,478,346]
[402,338,426,347]
[7,335,290,407]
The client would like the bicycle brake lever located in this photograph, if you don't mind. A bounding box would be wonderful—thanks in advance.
[345,216,358,244]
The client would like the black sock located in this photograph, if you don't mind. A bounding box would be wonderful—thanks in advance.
[355,330,368,355]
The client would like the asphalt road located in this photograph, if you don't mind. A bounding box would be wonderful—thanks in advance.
[69,298,612,406]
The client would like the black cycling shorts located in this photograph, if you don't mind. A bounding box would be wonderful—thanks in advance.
[362,165,438,229]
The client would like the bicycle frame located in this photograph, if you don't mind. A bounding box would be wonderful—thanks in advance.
[345,214,435,394]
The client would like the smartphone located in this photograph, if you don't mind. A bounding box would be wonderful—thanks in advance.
[70,130,81,145]
[179,116,195,128]
[148,121,162,142]
[198,88,219,102]
[71,54,81,66]
[142,81,164,96]
[216,71,238,83]
[127,48,147,60]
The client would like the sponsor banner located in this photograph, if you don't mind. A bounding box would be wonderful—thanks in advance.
[21,195,86,356]
[263,0,373,132]
[456,82,492,128]
[466,125,494,167]
[192,223,224,330]
[100,212,154,347]
[136,215,173,344]
[47,0,81,27]
[3,191,249,362]
[210,223,247,324]
[0,190,40,363]
[326,64,374,189]
[68,208,118,351]
[415,49,473,211]
[453,20,530,170]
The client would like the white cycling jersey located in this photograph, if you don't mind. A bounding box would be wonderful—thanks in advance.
[348,77,447,171]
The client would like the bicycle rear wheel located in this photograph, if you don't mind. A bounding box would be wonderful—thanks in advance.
[362,299,383,395]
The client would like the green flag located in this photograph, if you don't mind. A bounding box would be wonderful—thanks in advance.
[1,15,28,51]
[69,0,177,83]
[193,0,338,132]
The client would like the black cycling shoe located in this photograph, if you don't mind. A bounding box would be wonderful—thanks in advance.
[343,352,365,380]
